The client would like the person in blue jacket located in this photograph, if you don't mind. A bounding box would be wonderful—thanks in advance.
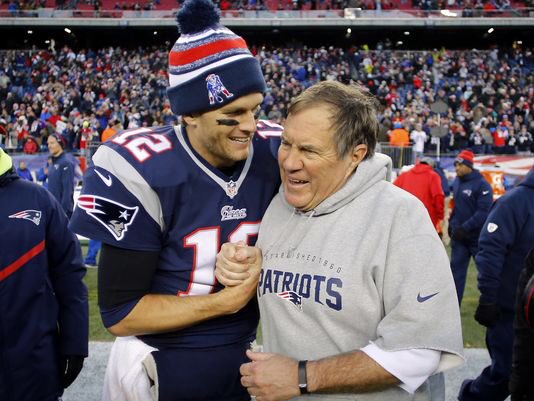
[509,246,534,401]
[16,160,33,181]
[458,167,534,401]
[0,148,88,401]
[47,133,76,218]
[449,149,493,303]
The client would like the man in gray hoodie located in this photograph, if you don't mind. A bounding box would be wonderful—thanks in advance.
[217,81,464,401]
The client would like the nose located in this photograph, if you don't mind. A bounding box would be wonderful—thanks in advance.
[279,146,302,172]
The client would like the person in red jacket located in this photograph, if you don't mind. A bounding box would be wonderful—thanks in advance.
[394,157,445,232]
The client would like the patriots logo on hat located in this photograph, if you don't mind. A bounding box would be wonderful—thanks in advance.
[9,210,42,226]
[206,74,233,105]
[77,195,138,240]
[277,291,303,311]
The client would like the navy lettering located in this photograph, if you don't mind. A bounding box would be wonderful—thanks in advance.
[313,275,326,304]
[326,278,342,311]
[299,274,312,298]
[282,271,294,292]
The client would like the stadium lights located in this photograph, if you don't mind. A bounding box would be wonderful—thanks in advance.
[64,28,72,34]
[153,31,158,35]
[404,31,410,36]
[27,30,33,34]
[440,9,458,17]
[45,40,50,44]
[487,27,494,34]
[347,28,352,34]
[517,40,523,44]
[396,41,403,46]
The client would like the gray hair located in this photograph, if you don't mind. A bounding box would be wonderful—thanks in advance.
[287,81,379,160]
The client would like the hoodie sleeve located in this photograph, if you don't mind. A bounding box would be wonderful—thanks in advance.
[45,190,89,357]
[462,178,493,233]
[375,201,464,372]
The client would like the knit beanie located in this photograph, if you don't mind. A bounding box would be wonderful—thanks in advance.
[49,133,66,149]
[455,149,474,169]
[167,0,266,116]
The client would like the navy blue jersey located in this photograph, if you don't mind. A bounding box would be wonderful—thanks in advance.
[70,122,281,348]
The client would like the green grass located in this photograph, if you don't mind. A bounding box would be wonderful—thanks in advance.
[82,244,486,347]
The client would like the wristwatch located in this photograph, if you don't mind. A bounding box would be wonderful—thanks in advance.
[298,360,308,395]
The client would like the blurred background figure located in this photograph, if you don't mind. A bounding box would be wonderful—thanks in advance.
[16,160,33,181]
[394,157,444,235]
[47,133,76,218]
[449,149,493,304]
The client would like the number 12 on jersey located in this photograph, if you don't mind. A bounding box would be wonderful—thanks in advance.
[180,222,261,296]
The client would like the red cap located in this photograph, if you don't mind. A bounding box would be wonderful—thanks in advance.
[455,149,474,168]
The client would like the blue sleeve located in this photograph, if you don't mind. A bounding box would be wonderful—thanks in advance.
[45,191,89,356]
[36,168,47,183]
[475,195,520,304]
[463,179,493,232]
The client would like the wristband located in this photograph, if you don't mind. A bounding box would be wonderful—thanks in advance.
[298,360,308,395]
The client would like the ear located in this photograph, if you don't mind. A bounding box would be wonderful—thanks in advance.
[182,114,197,127]
[350,144,368,169]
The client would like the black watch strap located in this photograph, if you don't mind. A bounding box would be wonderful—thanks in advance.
[298,360,308,395]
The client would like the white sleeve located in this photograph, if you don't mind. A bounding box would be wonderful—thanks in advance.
[361,342,441,394]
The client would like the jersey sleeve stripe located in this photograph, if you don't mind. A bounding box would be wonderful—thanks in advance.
[93,146,165,232]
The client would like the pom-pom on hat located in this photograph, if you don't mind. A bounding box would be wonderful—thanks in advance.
[455,149,474,169]
[167,0,266,116]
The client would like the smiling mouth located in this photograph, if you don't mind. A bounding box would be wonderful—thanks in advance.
[287,178,308,185]
[229,136,250,144]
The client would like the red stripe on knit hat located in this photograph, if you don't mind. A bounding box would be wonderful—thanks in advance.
[169,37,248,67]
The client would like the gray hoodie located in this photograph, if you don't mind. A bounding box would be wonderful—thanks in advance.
[257,153,464,401]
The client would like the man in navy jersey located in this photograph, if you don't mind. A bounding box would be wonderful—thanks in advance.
[69,1,281,400]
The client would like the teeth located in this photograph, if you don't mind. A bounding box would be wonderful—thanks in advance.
[230,137,248,143]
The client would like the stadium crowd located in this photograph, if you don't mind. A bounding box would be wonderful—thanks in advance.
[0,44,532,156]
[3,0,532,12]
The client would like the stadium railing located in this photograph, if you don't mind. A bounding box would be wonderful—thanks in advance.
[377,143,416,169]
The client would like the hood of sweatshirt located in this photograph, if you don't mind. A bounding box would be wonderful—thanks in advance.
[278,152,393,217]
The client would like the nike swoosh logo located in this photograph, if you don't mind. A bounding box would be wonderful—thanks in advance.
[95,169,112,187]
[417,292,439,303]
[482,191,490,195]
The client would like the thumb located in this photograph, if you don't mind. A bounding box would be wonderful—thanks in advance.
[246,350,273,361]
[221,242,237,259]
[235,245,254,262]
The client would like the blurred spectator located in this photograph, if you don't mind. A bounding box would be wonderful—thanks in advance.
[394,157,445,234]
[47,134,76,218]
[389,121,410,146]
[0,45,532,158]
[36,156,52,188]
[410,122,427,158]
[16,160,33,181]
